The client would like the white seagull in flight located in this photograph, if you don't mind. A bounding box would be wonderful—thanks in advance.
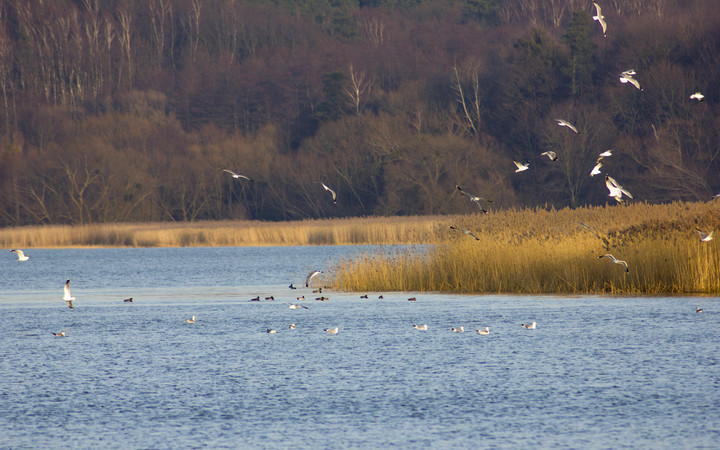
[63,279,76,310]
[541,151,558,161]
[599,254,629,272]
[288,303,309,310]
[10,249,29,261]
[590,162,603,177]
[605,175,633,202]
[592,2,607,37]
[306,270,323,288]
[318,182,337,203]
[223,169,254,182]
[690,92,705,102]
[514,161,530,172]
[695,227,714,242]
[619,70,642,91]
[555,119,579,134]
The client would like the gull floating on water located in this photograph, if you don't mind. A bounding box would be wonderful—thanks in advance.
[619,70,642,91]
[599,254,629,272]
[451,326,464,333]
[186,315,196,323]
[690,92,704,102]
[52,331,66,337]
[289,323,296,329]
[521,322,537,329]
[318,182,337,204]
[695,227,714,242]
[456,186,493,212]
[266,328,277,334]
[223,169,254,182]
[324,326,339,334]
[605,175,633,203]
[10,249,29,261]
[476,327,490,335]
[555,119,579,134]
[306,270,323,288]
[63,279,75,310]
[590,162,603,177]
[592,2,607,37]
[514,161,530,172]
[288,303,309,310]
[413,324,428,330]
[449,226,480,241]
[541,151,558,161]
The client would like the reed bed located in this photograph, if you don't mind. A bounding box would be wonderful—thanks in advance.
[333,201,720,294]
[0,216,446,248]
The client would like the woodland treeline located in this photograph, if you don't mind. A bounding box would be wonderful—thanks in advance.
[0,0,718,225]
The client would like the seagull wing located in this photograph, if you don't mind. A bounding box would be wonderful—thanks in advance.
[306,270,322,288]
[590,163,602,176]
[223,169,238,176]
[320,183,337,202]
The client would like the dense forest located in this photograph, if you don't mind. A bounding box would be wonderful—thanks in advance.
[0,0,718,225]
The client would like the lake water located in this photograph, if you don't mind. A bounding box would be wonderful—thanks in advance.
[1,247,718,449]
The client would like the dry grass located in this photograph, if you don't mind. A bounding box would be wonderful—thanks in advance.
[0,216,445,248]
[333,201,720,294]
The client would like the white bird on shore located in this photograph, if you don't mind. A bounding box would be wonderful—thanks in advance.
[10,249,29,261]
[599,254,629,272]
[555,119,579,134]
[476,327,490,335]
[695,227,714,242]
[63,279,75,310]
[521,322,537,329]
[306,270,323,288]
[288,303,309,310]
[605,175,633,202]
[541,151,558,161]
[456,186,493,212]
[223,169,254,182]
[413,324,428,330]
[690,92,705,102]
[449,226,480,241]
[592,2,607,37]
[318,182,337,204]
[514,161,530,172]
[324,326,339,334]
[619,70,643,91]
[186,315,195,323]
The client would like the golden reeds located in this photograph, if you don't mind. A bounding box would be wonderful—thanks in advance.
[333,201,720,294]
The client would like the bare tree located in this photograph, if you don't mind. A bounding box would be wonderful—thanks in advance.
[344,63,373,116]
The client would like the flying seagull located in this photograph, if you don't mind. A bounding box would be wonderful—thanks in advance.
[63,279,75,310]
[318,182,337,204]
[10,249,29,261]
[306,270,323,288]
[690,92,705,102]
[619,70,642,91]
[605,175,633,202]
[514,161,530,172]
[592,2,607,37]
[597,150,613,162]
[521,321,537,329]
[555,119,579,134]
[288,303,309,310]
[476,327,490,335]
[456,185,493,212]
[599,253,629,272]
[590,162,603,177]
[541,151,558,161]
[449,226,480,241]
[223,169,254,182]
[695,227,714,242]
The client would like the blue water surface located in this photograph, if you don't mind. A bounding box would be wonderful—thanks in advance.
[0,247,718,449]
